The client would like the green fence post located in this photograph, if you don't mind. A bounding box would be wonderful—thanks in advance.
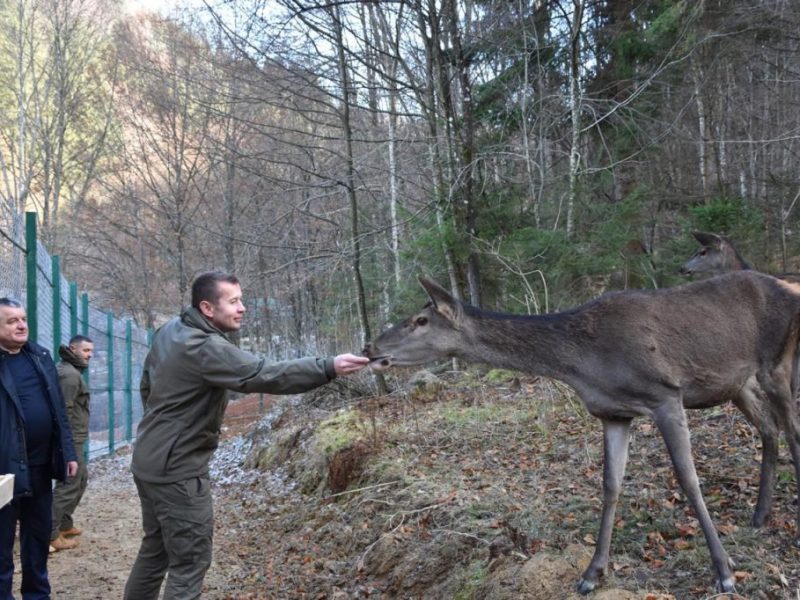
[52,256,61,358]
[69,282,78,338]
[80,293,89,392]
[81,293,89,337]
[125,319,133,442]
[107,312,115,455]
[82,300,90,463]
[24,212,37,344]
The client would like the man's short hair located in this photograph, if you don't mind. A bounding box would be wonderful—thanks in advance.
[0,297,23,308]
[69,334,93,345]
[191,271,239,309]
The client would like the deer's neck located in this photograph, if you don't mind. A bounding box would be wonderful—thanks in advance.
[457,309,583,381]
[724,246,751,271]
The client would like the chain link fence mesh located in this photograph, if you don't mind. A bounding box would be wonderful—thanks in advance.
[1,209,150,460]
[0,212,26,300]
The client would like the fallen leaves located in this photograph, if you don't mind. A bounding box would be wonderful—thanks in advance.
[205,384,800,599]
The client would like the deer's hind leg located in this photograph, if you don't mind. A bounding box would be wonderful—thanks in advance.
[784,431,800,546]
[732,384,780,528]
[762,375,800,545]
[577,418,632,595]
[653,403,735,593]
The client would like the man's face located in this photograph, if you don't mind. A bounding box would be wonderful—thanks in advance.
[0,305,29,352]
[200,281,246,332]
[71,341,94,362]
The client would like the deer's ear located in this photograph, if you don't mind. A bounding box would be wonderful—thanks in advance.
[418,277,462,325]
[692,231,723,248]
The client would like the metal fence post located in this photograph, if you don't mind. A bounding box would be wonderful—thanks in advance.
[125,319,133,441]
[72,288,88,462]
[81,293,89,337]
[52,256,61,357]
[107,312,115,455]
[69,282,78,338]
[24,212,37,344]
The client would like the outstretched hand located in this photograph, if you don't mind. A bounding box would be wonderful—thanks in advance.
[334,353,370,375]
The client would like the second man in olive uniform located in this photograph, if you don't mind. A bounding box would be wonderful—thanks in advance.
[50,335,94,552]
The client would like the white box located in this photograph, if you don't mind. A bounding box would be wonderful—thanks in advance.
[0,474,13,508]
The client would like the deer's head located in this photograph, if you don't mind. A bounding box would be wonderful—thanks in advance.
[364,277,465,370]
[680,231,735,276]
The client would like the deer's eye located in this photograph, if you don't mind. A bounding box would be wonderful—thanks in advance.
[415,316,428,327]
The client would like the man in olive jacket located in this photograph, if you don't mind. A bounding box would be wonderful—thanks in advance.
[50,335,94,551]
[124,271,369,600]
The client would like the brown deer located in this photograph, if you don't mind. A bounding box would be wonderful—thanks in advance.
[680,231,752,276]
[681,230,800,282]
[680,232,800,529]
[364,271,800,594]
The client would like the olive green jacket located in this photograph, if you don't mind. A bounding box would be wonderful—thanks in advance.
[131,307,336,483]
[57,345,90,444]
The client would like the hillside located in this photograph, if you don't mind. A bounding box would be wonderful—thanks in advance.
[215,371,798,599]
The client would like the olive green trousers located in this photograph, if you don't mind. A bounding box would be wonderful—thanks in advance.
[50,450,88,540]
[124,475,213,600]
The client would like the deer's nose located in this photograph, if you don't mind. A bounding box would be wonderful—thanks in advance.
[362,344,372,357]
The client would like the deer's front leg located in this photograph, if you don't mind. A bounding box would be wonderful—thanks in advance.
[653,404,735,593]
[577,418,632,595]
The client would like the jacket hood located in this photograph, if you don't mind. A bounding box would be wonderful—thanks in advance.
[181,306,233,341]
[58,344,88,370]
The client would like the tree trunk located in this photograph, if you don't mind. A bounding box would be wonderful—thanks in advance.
[445,0,481,306]
[692,60,709,202]
[331,5,387,393]
[566,0,584,238]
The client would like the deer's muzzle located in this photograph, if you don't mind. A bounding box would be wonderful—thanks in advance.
[363,344,393,370]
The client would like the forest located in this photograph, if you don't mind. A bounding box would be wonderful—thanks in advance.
[1,0,799,357]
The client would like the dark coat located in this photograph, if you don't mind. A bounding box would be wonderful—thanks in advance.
[0,341,78,497]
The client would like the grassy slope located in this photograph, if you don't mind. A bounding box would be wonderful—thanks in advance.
[211,372,800,599]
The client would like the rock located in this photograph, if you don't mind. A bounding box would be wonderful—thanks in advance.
[408,370,444,403]
[478,544,644,600]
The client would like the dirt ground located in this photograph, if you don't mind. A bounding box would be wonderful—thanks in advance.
[41,452,143,599]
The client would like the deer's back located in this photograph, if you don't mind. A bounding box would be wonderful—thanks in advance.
[566,271,800,407]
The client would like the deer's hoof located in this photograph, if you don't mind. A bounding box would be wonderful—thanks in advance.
[717,577,736,594]
[751,510,770,528]
[576,578,596,595]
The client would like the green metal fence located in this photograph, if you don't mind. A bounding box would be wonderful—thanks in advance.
[1,210,151,460]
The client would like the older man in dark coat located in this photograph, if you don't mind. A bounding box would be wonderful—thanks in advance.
[0,298,78,600]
